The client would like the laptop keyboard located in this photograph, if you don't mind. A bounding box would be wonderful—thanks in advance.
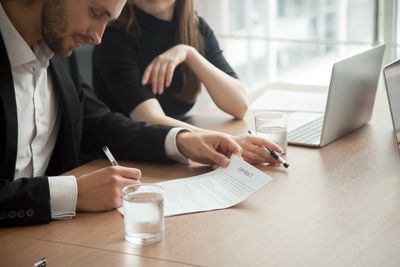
[288,117,324,144]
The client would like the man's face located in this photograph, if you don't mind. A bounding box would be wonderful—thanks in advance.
[41,0,126,57]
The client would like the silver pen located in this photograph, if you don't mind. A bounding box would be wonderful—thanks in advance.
[102,145,119,166]
[32,257,47,267]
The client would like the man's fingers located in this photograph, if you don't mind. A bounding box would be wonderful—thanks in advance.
[105,166,142,180]
[120,178,141,192]
[207,147,230,167]
[219,136,242,156]
[208,136,242,167]
[118,166,142,180]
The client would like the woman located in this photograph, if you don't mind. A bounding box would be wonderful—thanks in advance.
[93,0,283,164]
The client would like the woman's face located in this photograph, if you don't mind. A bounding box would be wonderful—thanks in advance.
[134,0,176,21]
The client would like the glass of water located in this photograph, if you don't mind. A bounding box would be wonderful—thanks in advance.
[122,184,164,245]
[254,111,287,154]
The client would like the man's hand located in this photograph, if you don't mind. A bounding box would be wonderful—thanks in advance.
[233,135,283,165]
[76,166,141,212]
[176,131,242,167]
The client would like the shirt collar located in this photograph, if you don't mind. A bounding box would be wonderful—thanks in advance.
[0,3,53,69]
[33,40,54,69]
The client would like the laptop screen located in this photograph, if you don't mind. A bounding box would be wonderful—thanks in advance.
[384,60,400,151]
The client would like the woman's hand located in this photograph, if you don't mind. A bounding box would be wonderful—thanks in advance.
[232,135,284,165]
[142,44,194,95]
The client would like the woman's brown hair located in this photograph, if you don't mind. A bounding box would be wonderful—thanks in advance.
[117,0,204,102]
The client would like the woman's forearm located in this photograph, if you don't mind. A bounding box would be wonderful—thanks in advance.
[129,101,211,133]
[185,47,248,119]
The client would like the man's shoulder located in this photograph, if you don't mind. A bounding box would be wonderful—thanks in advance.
[49,53,84,93]
[50,53,79,74]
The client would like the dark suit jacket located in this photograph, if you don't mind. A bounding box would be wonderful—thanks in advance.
[0,34,173,227]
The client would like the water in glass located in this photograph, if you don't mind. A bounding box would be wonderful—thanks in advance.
[123,191,164,245]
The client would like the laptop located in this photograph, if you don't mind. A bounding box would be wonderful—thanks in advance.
[287,44,386,147]
[383,58,400,153]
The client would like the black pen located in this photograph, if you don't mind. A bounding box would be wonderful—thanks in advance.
[248,130,289,168]
[32,257,47,267]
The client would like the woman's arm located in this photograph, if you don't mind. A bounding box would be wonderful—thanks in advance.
[185,45,248,119]
[142,45,248,119]
[130,98,208,132]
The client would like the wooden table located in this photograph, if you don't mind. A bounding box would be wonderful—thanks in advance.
[1,83,400,267]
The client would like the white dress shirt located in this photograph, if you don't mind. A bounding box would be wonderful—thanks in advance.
[0,3,77,219]
[0,3,188,219]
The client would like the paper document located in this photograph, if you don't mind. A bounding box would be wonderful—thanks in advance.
[250,90,327,112]
[118,155,273,217]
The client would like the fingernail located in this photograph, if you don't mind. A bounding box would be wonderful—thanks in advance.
[220,158,230,167]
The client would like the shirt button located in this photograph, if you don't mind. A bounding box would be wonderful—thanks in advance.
[26,209,34,217]
[8,210,16,219]
[17,209,26,218]
[0,212,6,220]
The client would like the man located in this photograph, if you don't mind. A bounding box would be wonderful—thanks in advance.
[0,0,281,227]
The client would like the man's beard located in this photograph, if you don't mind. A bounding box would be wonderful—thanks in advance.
[41,0,70,56]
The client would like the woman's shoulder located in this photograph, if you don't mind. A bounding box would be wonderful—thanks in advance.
[99,22,139,47]
[93,24,141,57]
[104,22,129,36]
[104,22,139,39]
[196,14,215,36]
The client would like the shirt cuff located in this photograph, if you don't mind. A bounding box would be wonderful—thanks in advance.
[165,128,191,164]
[48,176,77,219]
